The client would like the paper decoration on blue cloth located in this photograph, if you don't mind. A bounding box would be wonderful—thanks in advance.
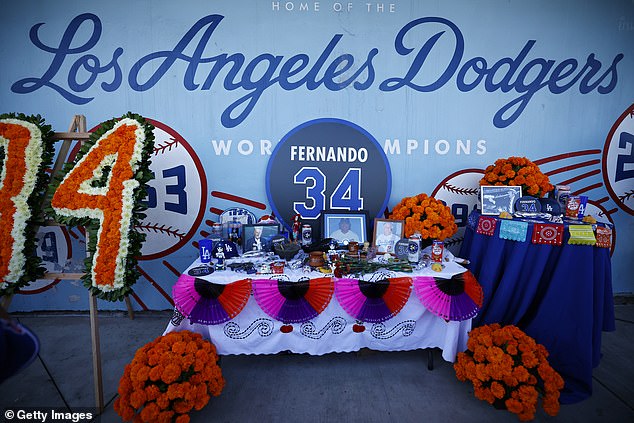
[476,216,497,236]
[531,223,564,245]
[499,220,529,242]
[568,225,597,245]
[595,226,612,248]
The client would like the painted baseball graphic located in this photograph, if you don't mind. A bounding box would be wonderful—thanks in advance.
[20,226,72,294]
[431,169,484,254]
[602,104,634,216]
[138,119,208,259]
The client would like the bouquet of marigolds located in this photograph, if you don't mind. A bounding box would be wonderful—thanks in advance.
[480,156,553,197]
[454,324,564,421]
[389,193,457,240]
[114,331,225,423]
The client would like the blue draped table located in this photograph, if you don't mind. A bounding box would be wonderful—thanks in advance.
[459,211,615,404]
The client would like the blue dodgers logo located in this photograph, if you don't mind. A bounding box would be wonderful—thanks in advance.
[11,14,623,129]
[602,104,634,215]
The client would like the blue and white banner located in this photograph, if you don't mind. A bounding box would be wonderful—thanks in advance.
[1,0,632,310]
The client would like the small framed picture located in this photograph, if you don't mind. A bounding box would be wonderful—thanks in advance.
[372,219,404,254]
[480,186,523,215]
[321,210,369,245]
[242,224,280,252]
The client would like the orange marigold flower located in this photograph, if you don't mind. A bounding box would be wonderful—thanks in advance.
[505,398,523,414]
[156,393,170,410]
[149,365,163,382]
[175,414,191,423]
[139,402,160,422]
[172,341,187,355]
[490,381,506,399]
[129,390,147,410]
[162,363,182,385]
[145,385,161,401]
[173,399,194,414]
[157,411,175,423]
[114,397,135,421]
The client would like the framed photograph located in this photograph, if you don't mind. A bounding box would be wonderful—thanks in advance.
[321,210,369,245]
[241,224,280,252]
[480,186,523,215]
[372,219,404,254]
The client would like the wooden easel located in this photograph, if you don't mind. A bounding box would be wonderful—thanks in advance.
[13,115,134,412]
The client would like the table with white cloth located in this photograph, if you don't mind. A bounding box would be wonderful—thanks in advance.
[164,259,474,363]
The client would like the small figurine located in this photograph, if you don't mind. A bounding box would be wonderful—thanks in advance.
[291,213,302,242]
[215,250,226,271]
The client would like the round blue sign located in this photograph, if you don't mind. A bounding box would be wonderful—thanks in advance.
[266,118,391,234]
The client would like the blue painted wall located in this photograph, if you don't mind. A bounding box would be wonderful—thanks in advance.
[1,0,632,310]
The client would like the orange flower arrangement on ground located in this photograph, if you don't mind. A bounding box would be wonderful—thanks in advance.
[480,156,553,197]
[389,193,457,240]
[114,330,225,423]
[454,324,564,421]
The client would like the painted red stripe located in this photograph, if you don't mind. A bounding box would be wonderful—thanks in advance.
[544,159,600,176]
[573,183,603,195]
[162,260,182,277]
[605,208,618,216]
[200,230,210,237]
[69,229,80,239]
[210,207,224,215]
[205,219,217,226]
[535,150,601,165]
[211,191,267,209]
[136,265,174,306]
[595,197,610,204]
[557,169,601,186]
[130,291,149,311]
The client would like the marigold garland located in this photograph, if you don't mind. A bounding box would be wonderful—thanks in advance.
[479,156,553,198]
[0,113,55,296]
[389,193,458,240]
[46,112,155,302]
[454,323,564,421]
[114,331,225,423]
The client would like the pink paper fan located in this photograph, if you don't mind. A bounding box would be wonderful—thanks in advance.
[252,277,334,324]
[172,275,251,324]
[335,277,412,323]
[413,272,482,321]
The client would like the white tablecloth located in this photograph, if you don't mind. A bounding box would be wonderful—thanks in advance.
[164,259,472,362]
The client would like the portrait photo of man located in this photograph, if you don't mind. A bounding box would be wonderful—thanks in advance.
[373,219,404,254]
[242,224,279,252]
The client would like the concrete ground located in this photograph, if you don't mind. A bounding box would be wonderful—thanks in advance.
[1,305,632,423]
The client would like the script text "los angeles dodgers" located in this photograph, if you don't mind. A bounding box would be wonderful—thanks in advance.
[11,14,623,129]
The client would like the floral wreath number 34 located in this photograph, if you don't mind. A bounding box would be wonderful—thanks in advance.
[0,113,55,296]
[48,113,155,301]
